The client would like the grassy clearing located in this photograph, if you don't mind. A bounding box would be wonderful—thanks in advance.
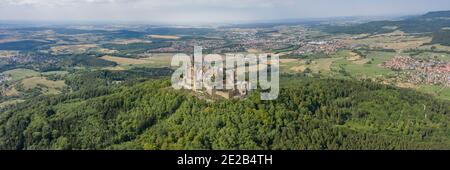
[416,85,450,101]
[346,31,432,51]
[283,58,339,74]
[3,86,19,97]
[0,99,25,108]
[101,66,127,71]
[21,77,66,95]
[418,44,450,51]
[280,59,299,63]
[2,69,40,81]
[406,51,450,62]
[346,51,362,61]
[110,39,152,45]
[121,53,174,68]
[51,44,98,54]
[280,50,397,78]
[246,48,261,53]
[99,53,175,69]
[100,55,155,65]
[147,35,181,39]
[331,51,395,78]
[41,71,69,76]
[281,50,373,74]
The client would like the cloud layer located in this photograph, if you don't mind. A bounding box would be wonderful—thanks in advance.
[0,0,449,23]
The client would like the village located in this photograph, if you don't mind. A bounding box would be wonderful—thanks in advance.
[145,26,346,55]
[291,40,347,55]
[384,56,450,86]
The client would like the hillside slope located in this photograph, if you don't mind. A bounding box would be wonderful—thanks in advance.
[0,73,449,150]
[321,11,450,39]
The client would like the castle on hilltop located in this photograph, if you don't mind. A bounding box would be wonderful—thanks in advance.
[179,55,250,99]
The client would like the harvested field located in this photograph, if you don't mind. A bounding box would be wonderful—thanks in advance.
[110,39,152,45]
[21,77,66,94]
[147,35,181,39]
[0,99,25,108]
[2,69,40,81]
[51,44,98,54]
[3,86,20,97]
[100,55,154,65]
[280,59,299,63]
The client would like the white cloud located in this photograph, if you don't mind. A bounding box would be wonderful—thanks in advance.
[0,0,140,7]
[0,0,449,23]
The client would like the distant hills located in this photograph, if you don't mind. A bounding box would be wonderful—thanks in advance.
[420,10,450,18]
[321,10,450,46]
[322,10,450,34]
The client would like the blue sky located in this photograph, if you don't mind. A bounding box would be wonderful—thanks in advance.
[0,0,449,23]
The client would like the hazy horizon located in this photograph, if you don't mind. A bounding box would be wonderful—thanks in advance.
[0,0,449,24]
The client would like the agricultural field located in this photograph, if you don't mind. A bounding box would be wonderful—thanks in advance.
[418,44,450,51]
[142,53,174,67]
[406,51,450,62]
[50,44,98,54]
[331,51,395,78]
[41,71,70,76]
[110,39,152,45]
[0,68,68,98]
[122,53,174,68]
[20,77,66,95]
[280,48,450,100]
[285,58,339,74]
[280,50,393,76]
[0,50,19,58]
[1,86,20,97]
[99,53,174,69]
[0,99,24,108]
[100,55,155,65]
[2,69,40,81]
[344,31,432,51]
[416,85,450,101]
[147,35,181,39]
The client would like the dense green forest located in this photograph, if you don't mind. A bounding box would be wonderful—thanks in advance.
[0,53,119,73]
[0,70,449,150]
[0,40,53,51]
[102,42,172,57]
[66,54,117,68]
[431,30,450,46]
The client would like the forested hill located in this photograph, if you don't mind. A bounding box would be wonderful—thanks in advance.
[421,11,450,18]
[0,71,449,150]
[321,10,450,35]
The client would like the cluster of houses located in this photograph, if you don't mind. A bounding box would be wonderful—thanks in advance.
[384,56,450,86]
[149,39,228,53]
[292,40,347,55]
[0,53,57,65]
[147,27,309,54]
[0,50,19,58]
[143,26,352,56]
